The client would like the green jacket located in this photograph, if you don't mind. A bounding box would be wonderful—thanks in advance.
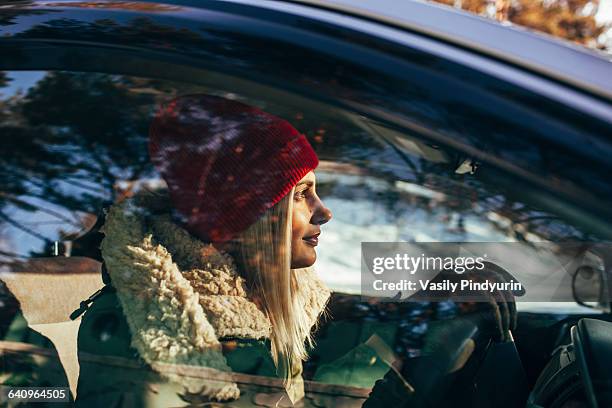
[76,288,281,407]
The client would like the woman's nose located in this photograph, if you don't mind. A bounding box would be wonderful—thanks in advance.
[312,199,332,225]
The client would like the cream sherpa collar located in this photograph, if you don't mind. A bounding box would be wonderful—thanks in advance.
[99,189,330,401]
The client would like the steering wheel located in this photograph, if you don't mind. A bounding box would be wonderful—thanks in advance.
[571,318,612,408]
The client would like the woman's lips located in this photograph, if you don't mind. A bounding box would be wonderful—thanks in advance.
[302,233,320,246]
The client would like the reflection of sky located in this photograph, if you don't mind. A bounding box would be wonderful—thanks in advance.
[0,71,45,97]
[1,72,45,261]
[0,13,61,36]
[1,178,108,261]
[0,71,108,261]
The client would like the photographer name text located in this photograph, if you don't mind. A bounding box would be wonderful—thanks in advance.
[372,278,523,292]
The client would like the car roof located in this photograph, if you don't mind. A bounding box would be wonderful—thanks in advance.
[4,0,612,101]
[242,0,612,101]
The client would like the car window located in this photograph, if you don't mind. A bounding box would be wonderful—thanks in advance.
[2,69,609,295]
[2,2,611,405]
[2,70,605,275]
[1,67,610,404]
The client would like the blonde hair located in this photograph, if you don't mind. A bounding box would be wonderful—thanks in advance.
[233,186,315,384]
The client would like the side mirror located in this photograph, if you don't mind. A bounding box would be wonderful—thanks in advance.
[572,260,609,310]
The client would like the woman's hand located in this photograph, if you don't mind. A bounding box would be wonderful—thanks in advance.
[410,261,524,342]
[364,262,524,407]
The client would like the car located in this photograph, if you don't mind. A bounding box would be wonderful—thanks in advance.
[1,1,611,407]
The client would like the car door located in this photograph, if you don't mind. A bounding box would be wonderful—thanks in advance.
[1,1,611,407]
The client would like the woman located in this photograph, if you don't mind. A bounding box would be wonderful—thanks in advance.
[74,94,519,407]
[75,94,333,406]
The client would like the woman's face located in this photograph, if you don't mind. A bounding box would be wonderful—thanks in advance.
[291,171,332,269]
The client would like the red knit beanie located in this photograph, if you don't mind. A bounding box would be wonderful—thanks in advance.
[148,94,319,243]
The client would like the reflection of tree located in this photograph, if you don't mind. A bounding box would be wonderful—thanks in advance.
[0,72,10,88]
[434,0,608,51]
[21,72,153,190]
[0,0,61,27]
[0,72,158,260]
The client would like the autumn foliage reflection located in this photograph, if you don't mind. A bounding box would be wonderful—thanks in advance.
[433,0,609,51]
